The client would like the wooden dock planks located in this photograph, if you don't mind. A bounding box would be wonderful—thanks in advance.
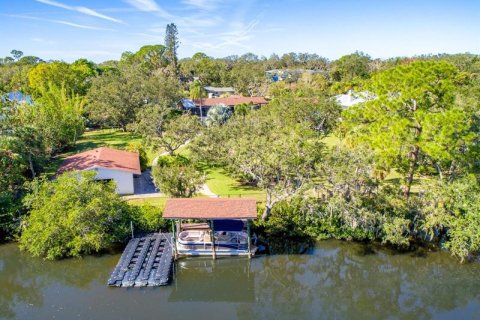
[107,233,173,287]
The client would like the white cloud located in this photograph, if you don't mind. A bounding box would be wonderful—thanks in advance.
[124,0,172,18]
[54,20,112,30]
[31,37,56,45]
[7,14,114,31]
[181,0,220,11]
[36,0,125,24]
[36,50,113,58]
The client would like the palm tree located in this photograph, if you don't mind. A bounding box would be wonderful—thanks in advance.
[205,104,232,127]
[189,81,205,120]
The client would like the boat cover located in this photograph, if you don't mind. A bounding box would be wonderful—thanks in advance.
[213,219,244,231]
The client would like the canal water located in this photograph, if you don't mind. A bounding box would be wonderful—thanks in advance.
[1,240,479,320]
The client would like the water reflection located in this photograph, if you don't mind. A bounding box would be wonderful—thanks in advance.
[0,240,479,319]
[0,244,118,319]
[170,258,255,302]
[240,240,480,319]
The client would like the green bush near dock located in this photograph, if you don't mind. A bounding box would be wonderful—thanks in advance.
[19,171,138,260]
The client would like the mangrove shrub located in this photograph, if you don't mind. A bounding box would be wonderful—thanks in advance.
[20,171,135,260]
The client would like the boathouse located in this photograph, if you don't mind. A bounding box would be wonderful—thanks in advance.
[163,198,258,258]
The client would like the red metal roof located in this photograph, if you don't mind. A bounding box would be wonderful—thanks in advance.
[163,198,258,219]
[58,147,141,175]
[192,96,268,107]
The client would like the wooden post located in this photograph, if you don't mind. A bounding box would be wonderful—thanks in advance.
[247,219,252,259]
[172,220,177,259]
[211,220,216,260]
[130,220,134,239]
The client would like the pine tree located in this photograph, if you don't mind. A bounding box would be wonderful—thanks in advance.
[164,23,179,76]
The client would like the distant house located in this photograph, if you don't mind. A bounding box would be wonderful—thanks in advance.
[2,91,33,105]
[1,91,33,123]
[58,147,141,195]
[181,96,268,118]
[203,86,235,98]
[265,69,325,82]
[335,90,374,109]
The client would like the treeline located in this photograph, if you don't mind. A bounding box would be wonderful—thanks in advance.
[1,23,480,260]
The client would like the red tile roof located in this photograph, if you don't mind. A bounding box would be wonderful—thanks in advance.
[58,147,141,175]
[192,96,268,107]
[163,198,258,219]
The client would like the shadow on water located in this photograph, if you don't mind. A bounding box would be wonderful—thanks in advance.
[259,235,316,255]
[170,257,255,303]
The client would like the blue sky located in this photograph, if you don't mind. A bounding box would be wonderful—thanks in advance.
[1,0,479,62]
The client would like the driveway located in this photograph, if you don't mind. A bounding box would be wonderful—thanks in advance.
[133,169,159,194]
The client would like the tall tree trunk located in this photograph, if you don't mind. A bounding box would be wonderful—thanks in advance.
[403,145,419,198]
[28,154,36,178]
[262,206,271,221]
[434,161,444,180]
[403,99,420,198]
[262,189,273,221]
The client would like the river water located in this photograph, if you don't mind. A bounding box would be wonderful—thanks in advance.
[1,240,479,320]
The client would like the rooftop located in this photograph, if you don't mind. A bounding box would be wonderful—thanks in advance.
[335,91,374,109]
[203,86,235,93]
[2,91,33,104]
[58,147,141,175]
[192,96,268,107]
[163,198,258,220]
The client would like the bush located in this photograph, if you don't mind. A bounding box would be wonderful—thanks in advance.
[19,171,136,260]
[258,197,321,239]
[152,155,204,197]
[134,204,168,233]
[125,141,148,171]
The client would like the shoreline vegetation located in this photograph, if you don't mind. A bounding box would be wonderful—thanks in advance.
[1,24,479,263]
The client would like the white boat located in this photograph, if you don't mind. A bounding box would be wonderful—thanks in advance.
[174,224,256,256]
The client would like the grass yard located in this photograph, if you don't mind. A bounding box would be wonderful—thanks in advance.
[156,143,266,201]
[69,129,143,154]
[127,197,167,208]
[204,166,266,202]
[68,129,157,162]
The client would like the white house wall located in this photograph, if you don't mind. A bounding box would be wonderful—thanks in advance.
[90,167,135,195]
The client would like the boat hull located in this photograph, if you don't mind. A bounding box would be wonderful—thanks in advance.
[176,245,257,257]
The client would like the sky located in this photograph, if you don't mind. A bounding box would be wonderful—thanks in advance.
[1,0,480,63]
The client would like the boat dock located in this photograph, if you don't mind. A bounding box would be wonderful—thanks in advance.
[107,233,173,287]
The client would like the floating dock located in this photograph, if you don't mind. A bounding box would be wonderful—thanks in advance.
[107,233,173,287]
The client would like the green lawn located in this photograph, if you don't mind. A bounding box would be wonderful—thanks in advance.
[69,129,143,154]
[127,197,167,208]
[204,166,266,201]
[68,129,157,162]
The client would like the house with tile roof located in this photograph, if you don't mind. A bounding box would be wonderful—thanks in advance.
[58,147,141,195]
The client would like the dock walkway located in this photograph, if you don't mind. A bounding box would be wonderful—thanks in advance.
[107,233,173,287]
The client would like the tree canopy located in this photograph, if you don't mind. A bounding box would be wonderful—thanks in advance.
[19,171,135,260]
[341,61,476,196]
